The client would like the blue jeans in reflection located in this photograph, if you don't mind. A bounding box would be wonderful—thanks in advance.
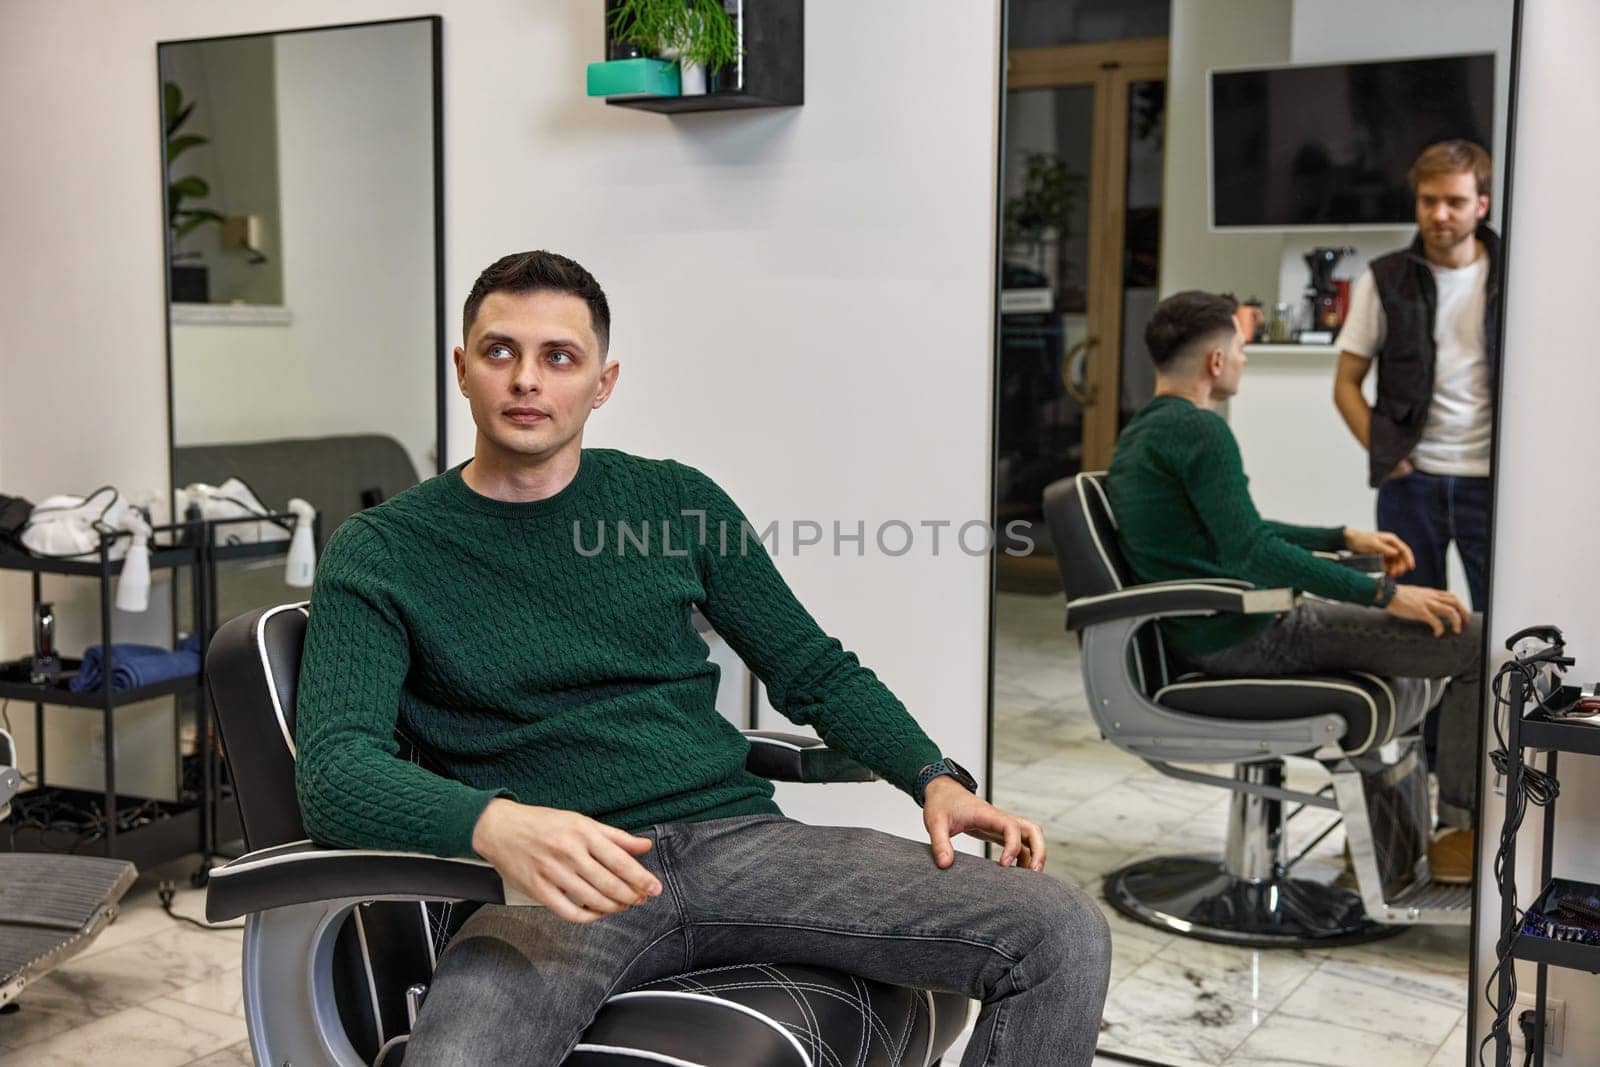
[1376,470,1491,611]
[1376,469,1491,795]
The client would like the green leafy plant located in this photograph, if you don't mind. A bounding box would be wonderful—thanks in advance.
[1003,152,1088,250]
[609,0,741,70]
[163,81,224,258]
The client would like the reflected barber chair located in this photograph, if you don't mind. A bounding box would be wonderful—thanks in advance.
[1041,474,1473,946]
[202,604,970,1066]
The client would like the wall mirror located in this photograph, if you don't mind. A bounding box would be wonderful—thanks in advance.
[159,16,443,624]
[989,1,1516,1063]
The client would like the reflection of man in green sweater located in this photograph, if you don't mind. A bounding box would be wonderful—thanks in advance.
[295,251,1111,1064]
[1106,290,1481,879]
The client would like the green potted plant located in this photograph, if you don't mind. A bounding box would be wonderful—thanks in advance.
[608,0,741,96]
[163,80,225,302]
[1003,152,1088,279]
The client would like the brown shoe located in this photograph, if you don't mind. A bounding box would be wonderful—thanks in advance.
[1429,828,1475,885]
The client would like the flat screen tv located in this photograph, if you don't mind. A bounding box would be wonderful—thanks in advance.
[1210,53,1494,229]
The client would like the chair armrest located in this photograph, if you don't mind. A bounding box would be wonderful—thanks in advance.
[205,839,533,922]
[742,731,876,783]
[1065,582,1297,632]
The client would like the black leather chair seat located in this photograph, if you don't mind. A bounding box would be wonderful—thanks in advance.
[569,964,969,1066]
[1154,671,1415,757]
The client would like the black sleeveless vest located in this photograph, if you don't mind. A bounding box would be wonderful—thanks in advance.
[1364,224,1502,487]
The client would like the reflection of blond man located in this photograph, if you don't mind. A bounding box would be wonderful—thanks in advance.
[1332,140,1499,613]
[1331,141,1499,877]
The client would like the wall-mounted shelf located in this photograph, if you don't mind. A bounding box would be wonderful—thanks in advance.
[603,0,803,115]
[1244,343,1338,356]
[170,303,293,327]
[609,90,798,114]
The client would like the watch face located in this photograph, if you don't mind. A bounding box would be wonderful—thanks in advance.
[944,758,978,792]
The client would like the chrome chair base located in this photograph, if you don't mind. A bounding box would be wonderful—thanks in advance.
[1104,855,1404,949]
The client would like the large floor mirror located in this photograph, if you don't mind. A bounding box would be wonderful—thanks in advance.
[159,16,443,628]
[991,2,1516,1063]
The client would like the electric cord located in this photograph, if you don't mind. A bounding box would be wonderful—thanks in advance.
[157,879,243,931]
[1477,655,1565,1067]
[1518,1009,1538,1067]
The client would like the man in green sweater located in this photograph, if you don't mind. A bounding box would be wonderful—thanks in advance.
[296,251,1111,1064]
[1106,290,1482,880]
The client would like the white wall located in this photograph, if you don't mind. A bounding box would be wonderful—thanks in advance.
[0,0,1000,844]
[1159,0,1292,304]
[1475,2,1600,1061]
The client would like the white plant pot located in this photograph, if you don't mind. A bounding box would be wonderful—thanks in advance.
[679,59,707,96]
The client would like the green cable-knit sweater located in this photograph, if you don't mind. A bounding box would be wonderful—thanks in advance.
[1105,395,1380,657]
[295,449,942,859]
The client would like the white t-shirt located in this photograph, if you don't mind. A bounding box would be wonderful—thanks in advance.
[1335,253,1492,477]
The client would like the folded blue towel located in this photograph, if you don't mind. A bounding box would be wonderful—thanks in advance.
[69,634,201,693]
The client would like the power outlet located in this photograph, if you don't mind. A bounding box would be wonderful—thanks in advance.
[1512,994,1565,1057]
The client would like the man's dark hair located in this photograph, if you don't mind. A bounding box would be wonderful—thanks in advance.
[1144,290,1239,371]
[462,251,612,354]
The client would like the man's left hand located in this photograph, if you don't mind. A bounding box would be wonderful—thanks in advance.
[1345,528,1415,577]
[922,777,1046,872]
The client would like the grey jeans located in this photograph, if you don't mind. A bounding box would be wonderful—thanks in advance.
[1189,599,1484,825]
[404,814,1112,1065]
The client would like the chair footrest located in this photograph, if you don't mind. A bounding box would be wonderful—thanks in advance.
[1376,879,1474,924]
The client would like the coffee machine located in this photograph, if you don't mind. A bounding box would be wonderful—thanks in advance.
[1304,246,1355,335]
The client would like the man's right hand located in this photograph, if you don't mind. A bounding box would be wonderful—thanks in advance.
[470,797,662,924]
[1385,583,1470,636]
[1388,457,1416,479]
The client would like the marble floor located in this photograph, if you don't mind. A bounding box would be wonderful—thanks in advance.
[0,856,250,1066]
[993,591,1473,1067]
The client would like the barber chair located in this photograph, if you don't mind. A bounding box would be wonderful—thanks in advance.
[0,729,138,1011]
[202,604,970,1066]
[1040,473,1473,947]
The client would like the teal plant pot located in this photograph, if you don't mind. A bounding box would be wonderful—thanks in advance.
[586,58,680,98]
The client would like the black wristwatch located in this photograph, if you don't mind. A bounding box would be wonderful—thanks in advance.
[914,758,978,807]
[1374,575,1398,608]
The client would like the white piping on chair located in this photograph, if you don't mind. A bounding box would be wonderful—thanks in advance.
[920,989,938,1067]
[351,905,386,1046]
[568,1047,707,1067]
[1077,473,1148,692]
[1153,677,1383,755]
[253,602,309,759]
[1349,672,1397,756]
[1075,475,1123,592]
[419,901,437,970]
[743,737,805,751]
[602,991,813,1066]
[214,843,497,874]
[372,1034,407,1066]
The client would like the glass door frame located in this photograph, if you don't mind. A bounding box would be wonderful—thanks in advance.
[1006,37,1168,471]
